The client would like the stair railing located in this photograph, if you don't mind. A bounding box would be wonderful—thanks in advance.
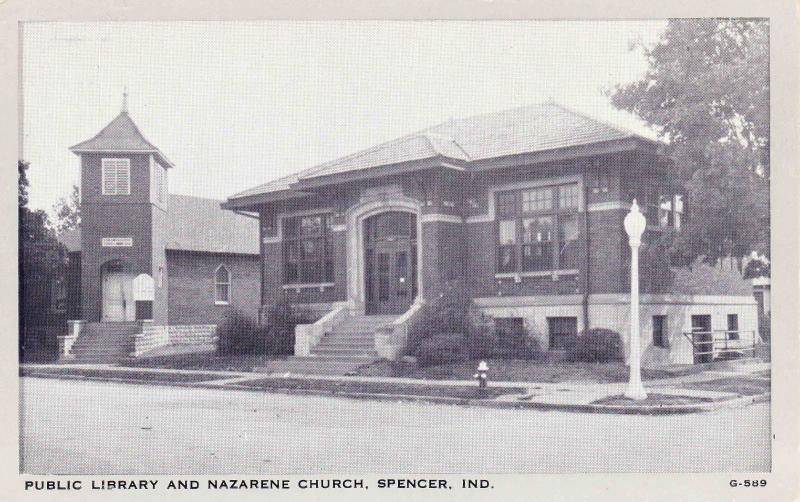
[294,303,349,357]
[374,300,424,360]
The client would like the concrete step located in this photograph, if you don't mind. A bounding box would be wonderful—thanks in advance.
[311,348,379,357]
[72,336,134,344]
[315,342,375,350]
[72,350,133,358]
[328,332,378,338]
[330,323,384,329]
[72,340,132,349]
[65,355,133,364]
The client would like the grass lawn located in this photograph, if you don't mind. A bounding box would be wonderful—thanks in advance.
[236,377,524,400]
[592,393,712,406]
[685,376,771,396]
[124,352,707,384]
[20,367,226,383]
[354,359,705,383]
[125,353,292,372]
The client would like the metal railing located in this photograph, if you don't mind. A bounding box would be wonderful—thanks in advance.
[682,329,757,364]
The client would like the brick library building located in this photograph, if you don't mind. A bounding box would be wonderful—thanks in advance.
[51,100,759,366]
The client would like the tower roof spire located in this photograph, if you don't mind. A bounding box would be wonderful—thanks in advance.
[121,87,128,114]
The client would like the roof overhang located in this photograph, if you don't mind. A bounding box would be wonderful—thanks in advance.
[221,189,315,211]
[222,137,664,212]
[69,147,175,169]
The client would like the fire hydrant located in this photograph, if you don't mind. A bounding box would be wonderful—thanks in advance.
[473,360,489,390]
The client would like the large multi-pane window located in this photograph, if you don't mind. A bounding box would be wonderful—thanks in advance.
[283,214,334,284]
[496,183,580,273]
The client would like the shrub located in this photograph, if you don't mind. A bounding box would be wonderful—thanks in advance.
[410,280,471,344]
[465,311,543,360]
[566,328,624,363]
[216,309,258,355]
[494,328,542,360]
[260,298,314,355]
[216,300,314,356]
[414,333,467,367]
[465,308,496,359]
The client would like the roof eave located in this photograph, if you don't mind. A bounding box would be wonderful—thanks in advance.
[222,189,314,211]
[69,147,176,168]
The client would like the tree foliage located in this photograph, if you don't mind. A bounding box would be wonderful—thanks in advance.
[610,19,769,261]
[52,185,81,235]
[19,160,67,333]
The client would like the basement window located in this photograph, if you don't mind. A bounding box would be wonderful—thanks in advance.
[652,315,668,348]
[548,317,577,351]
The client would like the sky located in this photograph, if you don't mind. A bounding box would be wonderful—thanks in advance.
[21,20,668,213]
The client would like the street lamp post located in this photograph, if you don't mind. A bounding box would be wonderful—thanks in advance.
[623,199,648,400]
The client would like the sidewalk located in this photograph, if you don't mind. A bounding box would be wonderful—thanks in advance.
[20,360,770,415]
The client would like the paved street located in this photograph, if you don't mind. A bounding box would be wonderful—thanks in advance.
[20,377,770,474]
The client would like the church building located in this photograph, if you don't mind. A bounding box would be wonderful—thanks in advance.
[56,97,260,361]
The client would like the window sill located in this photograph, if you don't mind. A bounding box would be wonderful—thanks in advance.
[283,282,335,292]
[495,269,579,280]
[214,301,230,306]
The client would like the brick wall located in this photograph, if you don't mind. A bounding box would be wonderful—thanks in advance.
[79,153,156,321]
[166,250,260,325]
[80,202,154,321]
[251,153,683,310]
[586,208,626,293]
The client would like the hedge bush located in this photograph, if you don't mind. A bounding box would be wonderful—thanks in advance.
[465,311,542,360]
[261,298,313,355]
[216,299,314,356]
[566,328,624,363]
[216,309,259,355]
[414,333,467,367]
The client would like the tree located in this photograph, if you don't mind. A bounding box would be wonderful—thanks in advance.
[52,184,81,234]
[610,19,769,263]
[19,160,67,360]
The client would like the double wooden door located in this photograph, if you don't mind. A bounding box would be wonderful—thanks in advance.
[364,212,417,315]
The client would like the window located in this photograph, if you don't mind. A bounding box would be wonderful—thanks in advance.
[548,317,577,350]
[157,166,167,203]
[727,314,739,340]
[496,183,580,273]
[214,265,230,304]
[102,158,131,195]
[591,170,610,193]
[521,216,553,271]
[673,194,685,230]
[497,192,517,216]
[158,267,164,288]
[497,219,517,272]
[283,213,334,284]
[558,214,580,269]
[522,187,553,212]
[652,315,668,348]
[559,184,579,209]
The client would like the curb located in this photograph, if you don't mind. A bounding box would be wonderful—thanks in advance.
[21,370,770,416]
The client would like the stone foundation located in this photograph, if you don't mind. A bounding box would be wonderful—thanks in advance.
[474,294,759,365]
[167,324,218,345]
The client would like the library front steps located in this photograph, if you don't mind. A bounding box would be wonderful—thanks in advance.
[257,315,397,376]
